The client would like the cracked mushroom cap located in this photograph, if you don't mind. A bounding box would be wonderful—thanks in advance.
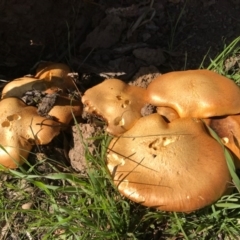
[107,113,231,212]
[204,115,240,169]
[0,98,61,169]
[82,79,147,136]
[146,70,240,118]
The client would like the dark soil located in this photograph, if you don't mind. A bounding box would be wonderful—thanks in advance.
[1,0,240,81]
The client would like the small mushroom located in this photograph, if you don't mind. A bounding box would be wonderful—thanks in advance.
[1,77,50,99]
[156,106,179,122]
[146,70,240,118]
[48,95,83,125]
[107,114,231,212]
[82,79,147,136]
[0,98,61,169]
[35,62,75,90]
[2,63,76,99]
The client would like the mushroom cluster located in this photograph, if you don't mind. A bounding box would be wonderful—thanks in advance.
[82,69,240,212]
[2,65,239,212]
[0,62,82,169]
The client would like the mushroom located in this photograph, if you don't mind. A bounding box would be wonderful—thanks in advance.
[2,80,82,125]
[82,79,147,136]
[35,62,76,90]
[146,70,240,118]
[156,106,179,122]
[0,98,61,169]
[204,115,240,168]
[1,77,50,99]
[48,94,83,125]
[107,113,231,212]
[2,63,76,99]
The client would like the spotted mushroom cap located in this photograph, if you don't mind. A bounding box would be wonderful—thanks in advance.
[82,79,147,136]
[146,70,240,118]
[107,113,231,212]
[0,98,61,169]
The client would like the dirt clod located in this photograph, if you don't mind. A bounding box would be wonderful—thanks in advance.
[69,123,101,173]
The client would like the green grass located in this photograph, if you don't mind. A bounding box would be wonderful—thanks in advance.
[202,36,240,82]
[1,38,240,239]
[167,0,188,52]
[0,136,162,239]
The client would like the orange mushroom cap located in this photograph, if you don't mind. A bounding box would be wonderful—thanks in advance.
[156,106,180,122]
[35,62,75,90]
[82,79,147,136]
[146,70,240,118]
[2,63,76,99]
[1,77,50,99]
[48,95,83,125]
[107,113,231,212]
[0,98,61,169]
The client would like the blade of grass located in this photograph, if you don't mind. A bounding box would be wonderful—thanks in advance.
[204,123,240,191]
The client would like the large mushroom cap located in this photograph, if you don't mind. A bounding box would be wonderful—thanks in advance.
[82,79,147,136]
[146,70,240,118]
[107,114,231,212]
[0,98,61,169]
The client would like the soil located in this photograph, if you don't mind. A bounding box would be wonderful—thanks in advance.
[1,0,240,81]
